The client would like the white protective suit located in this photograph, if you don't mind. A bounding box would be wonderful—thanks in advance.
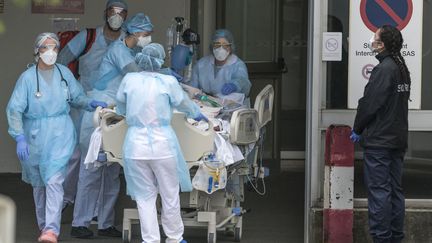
[117,71,201,243]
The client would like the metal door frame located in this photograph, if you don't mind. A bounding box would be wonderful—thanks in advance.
[304,0,432,242]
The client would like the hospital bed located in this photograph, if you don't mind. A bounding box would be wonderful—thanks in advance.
[93,84,274,243]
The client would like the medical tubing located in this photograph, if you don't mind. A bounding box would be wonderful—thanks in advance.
[259,128,266,170]
[194,93,221,107]
[202,96,221,107]
[245,128,267,196]
[207,176,213,193]
[246,173,266,196]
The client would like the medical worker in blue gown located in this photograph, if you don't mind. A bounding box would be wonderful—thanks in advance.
[71,13,153,238]
[57,0,128,211]
[190,29,252,205]
[116,43,207,243]
[190,29,251,101]
[6,32,106,243]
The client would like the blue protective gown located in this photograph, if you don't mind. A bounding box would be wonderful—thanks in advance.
[116,72,201,201]
[190,54,251,97]
[58,27,126,206]
[6,64,91,186]
[58,26,126,135]
[58,26,126,93]
[80,39,141,150]
[72,39,141,229]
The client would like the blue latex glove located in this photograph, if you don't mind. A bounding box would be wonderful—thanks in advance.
[89,100,108,109]
[170,68,184,82]
[221,83,237,95]
[350,130,361,143]
[194,113,209,122]
[15,135,29,161]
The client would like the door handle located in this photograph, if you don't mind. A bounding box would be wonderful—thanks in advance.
[278,57,288,73]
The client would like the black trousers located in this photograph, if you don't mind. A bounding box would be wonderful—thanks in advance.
[363,148,405,243]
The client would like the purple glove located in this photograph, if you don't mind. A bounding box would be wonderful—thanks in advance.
[221,83,237,95]
[350,130,361,143]
[15,135,29,161]
[194,113,209,122]
[89,100,108,109]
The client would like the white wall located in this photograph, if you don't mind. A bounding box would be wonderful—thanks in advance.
[0,0,189,173]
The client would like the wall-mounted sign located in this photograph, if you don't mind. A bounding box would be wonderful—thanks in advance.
[348,0,423,109]
[322,32,342,61]
[32,0,85,14]
[52,18,79,33]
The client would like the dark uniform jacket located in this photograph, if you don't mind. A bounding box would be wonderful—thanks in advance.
[353,50,410,150]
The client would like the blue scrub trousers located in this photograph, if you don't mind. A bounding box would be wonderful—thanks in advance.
[72,160,121,229]
[363,148,405,243]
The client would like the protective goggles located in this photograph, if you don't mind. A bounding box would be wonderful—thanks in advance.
[38,44,59,51]
[107,6,126,15]
[213,42,231,49]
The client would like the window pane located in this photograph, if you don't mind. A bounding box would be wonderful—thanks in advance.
[326,0,349,109]
[225,0,276,61]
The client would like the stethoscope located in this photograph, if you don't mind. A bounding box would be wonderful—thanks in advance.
[35,63,71,102]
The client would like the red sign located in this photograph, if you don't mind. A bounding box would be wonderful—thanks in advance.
[360,0,413,32]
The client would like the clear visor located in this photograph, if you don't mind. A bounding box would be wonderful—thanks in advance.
[213,42,231,49]
[38,43,59,51]
[108,6,125,15]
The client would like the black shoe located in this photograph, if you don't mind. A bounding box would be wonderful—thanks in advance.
[98,226,122,237]
[71,226,94,238]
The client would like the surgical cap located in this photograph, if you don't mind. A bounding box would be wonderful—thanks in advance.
[106,0,128,10]
[125,13,153,33]
[34,32,59,55]
[210,29,236,53]
[135,43,165,71]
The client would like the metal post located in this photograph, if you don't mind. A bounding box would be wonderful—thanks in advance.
[305,0,323,241]
[202,0,216,57]
[304,0,315,240]
[323,125,354,243]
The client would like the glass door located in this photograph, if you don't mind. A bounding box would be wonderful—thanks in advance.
[221,0,309,163]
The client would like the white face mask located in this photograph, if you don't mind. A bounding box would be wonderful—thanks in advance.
[39,49,57,65]
[137,35,152,48]
[213,47,230,61]
[108,14,124,30]
[369,34,382,52]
